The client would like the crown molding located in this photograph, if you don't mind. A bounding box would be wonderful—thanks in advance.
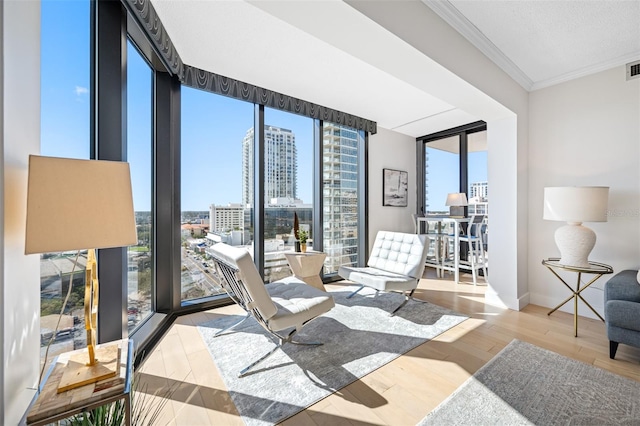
[531,51,640,91]
[422,0,534,91]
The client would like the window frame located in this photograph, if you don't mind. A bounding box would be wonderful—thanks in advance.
[416,121,487,217]
[92,0,373,362]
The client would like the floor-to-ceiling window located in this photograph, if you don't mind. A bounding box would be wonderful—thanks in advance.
[424,136,460,216]
[322,123,364,274]
[262,108,314,283]
[38,0,375,361]
[418,122,488,258]
[467,131,488,217]
[180,87,254,302]
[419,123,487,217]
[126,39,154,330]
[179,83,369,287]
[39,0,90,367]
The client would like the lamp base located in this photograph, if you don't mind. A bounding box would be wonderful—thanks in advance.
[555,223,596,268]
[57,344,120,393]
[449,206,465,218]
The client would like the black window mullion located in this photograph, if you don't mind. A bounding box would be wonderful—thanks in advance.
[460,131,469,217]
[155,71,181,312]
[358,132,368,267]
[314,120,323,276]
[93,0,128,343]
[253,104,265,278]
[416,140,426,216]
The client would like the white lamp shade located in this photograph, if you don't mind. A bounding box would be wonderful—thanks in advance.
[543,186,609,223]
[25,155,138,254]
[445,193,468,207]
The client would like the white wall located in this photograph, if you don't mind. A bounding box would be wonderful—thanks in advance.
[367,127,416,251]
[528,66,640,319]
[2,1,41,422]
[352,0,529,310]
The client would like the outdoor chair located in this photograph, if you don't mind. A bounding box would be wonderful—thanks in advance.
[209,243,335,377]
[457,214,488,285]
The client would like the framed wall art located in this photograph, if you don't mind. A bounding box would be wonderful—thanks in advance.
[383,168,408,207]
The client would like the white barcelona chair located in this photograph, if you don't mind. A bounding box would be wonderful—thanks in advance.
[209,243,335,377]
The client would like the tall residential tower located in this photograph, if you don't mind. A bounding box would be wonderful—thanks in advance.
[242,125,297,205]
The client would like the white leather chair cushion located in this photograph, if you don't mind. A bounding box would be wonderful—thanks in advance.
[265,276,335,331]
[338,266,416,292]
[367,231,428,279]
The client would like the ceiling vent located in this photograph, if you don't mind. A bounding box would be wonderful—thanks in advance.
[627,60,640,81]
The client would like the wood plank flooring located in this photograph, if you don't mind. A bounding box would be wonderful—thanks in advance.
[137,271,640,425]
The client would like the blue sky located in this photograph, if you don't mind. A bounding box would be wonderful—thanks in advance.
[40,1,90,160]
[427,147,487,212]
[181,88,315,210]
[41,0,486,213]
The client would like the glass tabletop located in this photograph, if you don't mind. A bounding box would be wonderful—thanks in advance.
[542,258,613,274]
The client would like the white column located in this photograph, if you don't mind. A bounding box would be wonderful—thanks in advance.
[2,0,41,422]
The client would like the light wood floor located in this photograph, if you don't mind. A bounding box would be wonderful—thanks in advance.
[137,270,640,425]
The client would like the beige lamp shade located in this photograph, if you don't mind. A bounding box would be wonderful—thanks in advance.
[445,193,468,207]
[543,186,609,223]
[25,155,137,254]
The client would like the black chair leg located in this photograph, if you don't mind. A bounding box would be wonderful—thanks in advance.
[609,341,619,359]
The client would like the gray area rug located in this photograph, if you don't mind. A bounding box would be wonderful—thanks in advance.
[419,339,640,425]
[197,286,467,426]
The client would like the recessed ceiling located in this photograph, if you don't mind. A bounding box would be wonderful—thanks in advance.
[150,0,640,138]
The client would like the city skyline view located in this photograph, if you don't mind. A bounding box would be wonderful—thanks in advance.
[36,0,487,361]
[40,0,486,215]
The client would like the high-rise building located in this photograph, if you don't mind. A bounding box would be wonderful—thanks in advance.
[470,181,488,201]
[209,203,245,232]
[469,181,489,215]
[322,123,363,274]
[242,125,297,205]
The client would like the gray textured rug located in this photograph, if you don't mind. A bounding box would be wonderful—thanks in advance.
[197,285,467,426]
[420,339,640,425]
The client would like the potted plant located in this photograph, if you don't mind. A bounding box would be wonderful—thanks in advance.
[297,229,309,253]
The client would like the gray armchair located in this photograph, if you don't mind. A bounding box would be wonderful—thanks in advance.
[604,270,640,359]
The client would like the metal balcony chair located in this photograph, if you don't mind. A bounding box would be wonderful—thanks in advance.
[457,214,488,285]
[209,243,335,377]
[412,213,448,277]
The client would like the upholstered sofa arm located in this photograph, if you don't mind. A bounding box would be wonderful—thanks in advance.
[605,300,640,332]
[604,270,640,303]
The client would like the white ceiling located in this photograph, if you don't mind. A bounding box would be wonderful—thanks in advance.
[150,0,640,138]
[428,0,640,90]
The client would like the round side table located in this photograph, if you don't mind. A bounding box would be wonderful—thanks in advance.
[542,258,613,337]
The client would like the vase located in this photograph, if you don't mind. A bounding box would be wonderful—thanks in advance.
[300,243,307,253]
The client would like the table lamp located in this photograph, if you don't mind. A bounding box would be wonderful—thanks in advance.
[25,155,137,392]
[543,186,609,268]
[446,193,467,218]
